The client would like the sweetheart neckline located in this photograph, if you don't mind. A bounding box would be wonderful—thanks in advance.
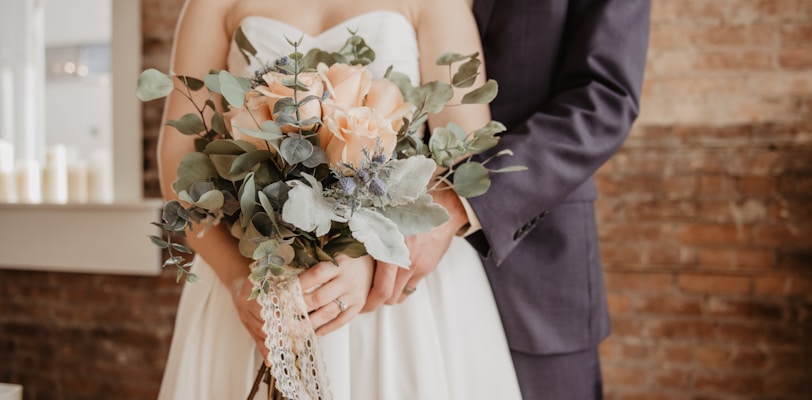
[235,10,414,41]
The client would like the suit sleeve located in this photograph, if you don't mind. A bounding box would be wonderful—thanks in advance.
[467,0,651,265]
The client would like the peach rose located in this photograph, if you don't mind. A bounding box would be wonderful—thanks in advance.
[256,71,323,132]
[224,91,273,150]
[317,63,373,108]
[322,106,398,169]
[365,79,412,130]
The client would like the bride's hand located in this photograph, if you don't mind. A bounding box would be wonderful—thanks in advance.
[299,254,374,336]
[232,277,270,365]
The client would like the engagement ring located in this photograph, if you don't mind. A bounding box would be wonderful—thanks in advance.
[333,298,348,311]
[403,286,417,295]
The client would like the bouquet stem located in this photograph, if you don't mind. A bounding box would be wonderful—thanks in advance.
[247,363,286,400]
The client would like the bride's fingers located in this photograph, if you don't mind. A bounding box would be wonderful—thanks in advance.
[362,261,398,312]
[315,303,360,336]
[298,261,340,293]
[308,296,345,330]
[385,268,413,305]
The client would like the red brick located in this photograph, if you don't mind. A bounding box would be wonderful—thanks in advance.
[780,46,812,69]
[642,319,717,341]
[782,23,812,44]
[627,200,698,221]
[777,250,812,271]
[677,223,750,246]
[737,176,777,197]
[694,371,765,395]
[693,346,731,367]
[752,223,812,247]
[754,275,791,295]
[660,344,695,365]
[605,272,674,292]
[603,364,649,387]
[599,223,673,243]
[678,274,753,294]
[607,292,632,314]
[697,247,776,270]
[730,348,770,370]
[635,295,703,316]
[654,368,691,390]
[706,298,785,320]
[661,176,697,200]
[694,49,775,70]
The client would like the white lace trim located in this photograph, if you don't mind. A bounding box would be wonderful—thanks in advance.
[258,275,332,400]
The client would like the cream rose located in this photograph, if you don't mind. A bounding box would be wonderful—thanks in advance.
[322,106,398,169]
[317,63,373,108]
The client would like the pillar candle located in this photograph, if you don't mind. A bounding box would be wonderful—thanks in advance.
[88,151,113,203]
[43,144,68,204]
[67,159,88,204]
[15,159,42,204]
[0,139,15,203]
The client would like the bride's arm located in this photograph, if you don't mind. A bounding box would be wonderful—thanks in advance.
[364,0,488,309]
[158,0,268,351]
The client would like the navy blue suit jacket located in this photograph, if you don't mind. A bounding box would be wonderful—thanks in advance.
[468,0,651,355]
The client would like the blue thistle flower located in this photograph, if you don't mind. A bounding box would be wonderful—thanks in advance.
[355,169,370,183]
[372,154,388,164]
[368,178,388,197]
[337,177,357,196]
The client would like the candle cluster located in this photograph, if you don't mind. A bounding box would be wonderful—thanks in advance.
[0,139,113,204]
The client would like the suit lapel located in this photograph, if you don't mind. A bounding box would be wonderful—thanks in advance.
[473,0,496,39]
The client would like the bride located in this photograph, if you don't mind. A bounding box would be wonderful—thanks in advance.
[157,0,521,399]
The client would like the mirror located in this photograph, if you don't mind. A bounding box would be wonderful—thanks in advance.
[0,0,142,204]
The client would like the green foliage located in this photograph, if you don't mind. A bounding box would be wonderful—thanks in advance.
[140,31,524,293]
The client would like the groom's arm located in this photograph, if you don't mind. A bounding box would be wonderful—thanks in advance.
[468,0,651,265]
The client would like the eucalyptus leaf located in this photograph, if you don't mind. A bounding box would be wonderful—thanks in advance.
[240,173,257,228]
[149,235,169,249]
[348,208,410,268]
[412,81,453,114]
[167,113,206,135]
[204,73,221,93]
[451,57,481,88]
[467,121,505,154]
[261,181,290,210]
[173,152,218,193]
[379,194,450,236]
[302,146,328,168]
[281,77,311,92]
[177,75,205,91]
[170,243,193,254]
[492,165,529,173]
[272,97,297,116]
[234,26,258,64]
[205,139,251,155]
[210,154,249,181]
[386,71,415,100]
[230,150,272,175]
[136,68,173,101]
[280,137,314,165]
[257,191,275,216]
[193,189,225,210]
[461,79,498,104]
[435,52,477,66]
[253,239,280,260]
[219,70,246,108]
[211,112,227,136]
[453,162,491,198]
[186,273,201,283]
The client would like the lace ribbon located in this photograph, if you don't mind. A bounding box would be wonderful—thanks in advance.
[258,275,332,400]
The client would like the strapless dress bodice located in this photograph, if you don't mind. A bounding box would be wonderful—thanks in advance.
[227,10,419,83]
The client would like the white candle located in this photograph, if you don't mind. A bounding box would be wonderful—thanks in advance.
[88,150,113,203]
[67,159,88,204]
[43,144,68,204]
[0,68,14,144]
[15,159,42,204]
[0,139,15,203]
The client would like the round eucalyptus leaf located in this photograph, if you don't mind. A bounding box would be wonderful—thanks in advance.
[461,79,498,104]
[205,140,251,155]
[435,52,477,66]
[219,70,246,108]
[167,113,206,135]
[280,137,314,165]
[173,152,218,193]
[177,75,205,91]
[453,162,491,198]
[451,57,481,89]
[136,68,173,101]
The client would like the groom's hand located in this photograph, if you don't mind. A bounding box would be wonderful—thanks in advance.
[362,183,469,311]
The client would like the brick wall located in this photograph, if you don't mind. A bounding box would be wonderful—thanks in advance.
[1,0,810,399]
[597,1,812,399]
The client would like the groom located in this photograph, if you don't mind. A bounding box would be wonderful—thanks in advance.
[365,0,651,398]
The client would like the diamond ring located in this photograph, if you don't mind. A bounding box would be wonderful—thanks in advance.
[333,298,348,311]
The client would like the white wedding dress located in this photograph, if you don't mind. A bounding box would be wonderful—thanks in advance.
[158,11,521,400]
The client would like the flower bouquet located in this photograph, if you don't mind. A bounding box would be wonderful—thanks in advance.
[138,30,523,399]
